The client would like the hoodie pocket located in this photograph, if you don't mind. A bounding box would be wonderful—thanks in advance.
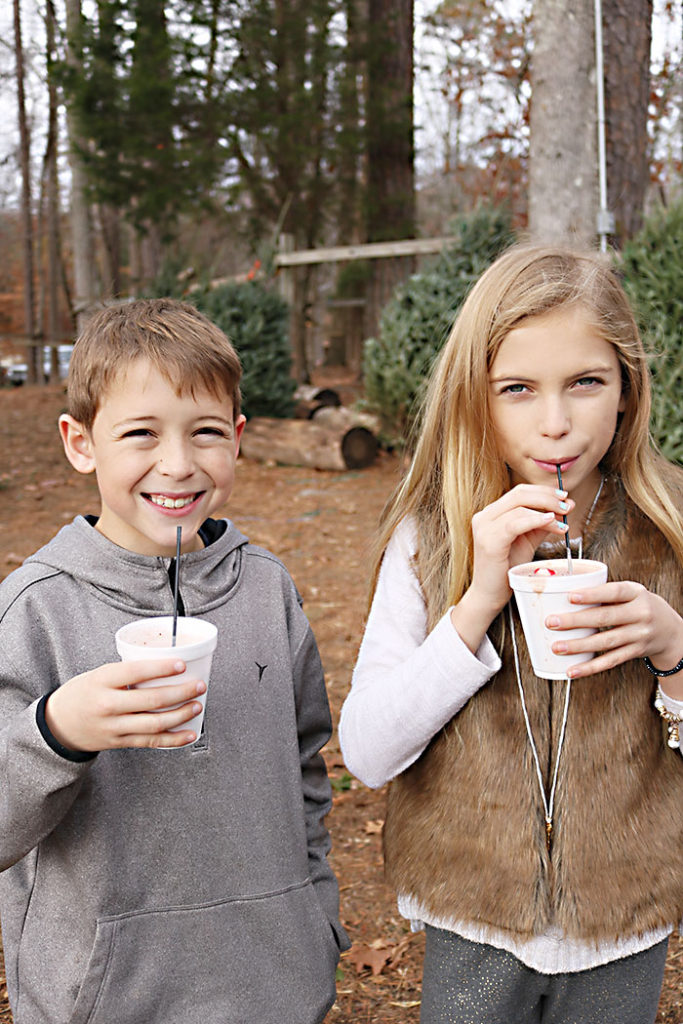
[69,880,338,1024]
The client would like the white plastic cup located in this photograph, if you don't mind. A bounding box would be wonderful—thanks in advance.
[508,559,608,679]
[115,615,218,744]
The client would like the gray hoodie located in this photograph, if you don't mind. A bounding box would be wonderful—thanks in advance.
[0,516,348,1024]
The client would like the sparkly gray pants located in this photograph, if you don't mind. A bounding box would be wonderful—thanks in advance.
[420,926,669,1024]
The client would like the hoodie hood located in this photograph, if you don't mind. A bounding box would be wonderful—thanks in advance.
[23,515,250,617]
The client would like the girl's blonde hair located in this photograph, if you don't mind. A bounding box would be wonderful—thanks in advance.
[371,243,683,627]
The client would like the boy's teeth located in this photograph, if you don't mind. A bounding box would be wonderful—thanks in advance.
[149,494,194,509]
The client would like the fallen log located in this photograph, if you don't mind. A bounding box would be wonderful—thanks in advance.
[293,384,341,419]
[311,404,382,437]
[240,416,378,471]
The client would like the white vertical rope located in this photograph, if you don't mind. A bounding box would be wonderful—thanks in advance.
[509,607,572,852]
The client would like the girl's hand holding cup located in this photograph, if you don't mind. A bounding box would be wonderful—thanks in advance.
[546,579,683,686]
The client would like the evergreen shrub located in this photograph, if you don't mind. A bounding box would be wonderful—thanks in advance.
[192,281,295,420]
[620,199,683,464]
[363,205,514,445]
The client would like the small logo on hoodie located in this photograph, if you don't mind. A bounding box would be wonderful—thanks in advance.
[256,662,267,682]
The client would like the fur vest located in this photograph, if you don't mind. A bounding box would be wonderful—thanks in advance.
[384,476,683,942]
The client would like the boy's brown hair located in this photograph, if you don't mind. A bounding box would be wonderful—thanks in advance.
[67,298,242,430]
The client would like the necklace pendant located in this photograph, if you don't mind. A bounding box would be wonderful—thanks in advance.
[545,818,553,854]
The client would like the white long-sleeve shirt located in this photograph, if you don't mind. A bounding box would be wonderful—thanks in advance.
[339,518,679,974]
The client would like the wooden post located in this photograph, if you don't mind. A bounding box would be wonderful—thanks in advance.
[277,232,300,378]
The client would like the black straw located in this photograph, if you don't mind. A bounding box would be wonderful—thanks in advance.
[555,466,573,574]
[172,526,182,646]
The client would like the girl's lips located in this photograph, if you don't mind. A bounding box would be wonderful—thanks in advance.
[533,457,579,474]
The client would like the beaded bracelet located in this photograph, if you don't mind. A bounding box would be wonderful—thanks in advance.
[643,654,683,677]
[654,685,682,749]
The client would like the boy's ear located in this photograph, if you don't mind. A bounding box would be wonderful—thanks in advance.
[234,414,246,457]
[59,414,96,475]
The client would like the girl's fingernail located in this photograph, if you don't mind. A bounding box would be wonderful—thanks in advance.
[553,642,568,653]
[558,501,569,511]
[546,616,560,628]
[192,703,202,714]
[174,661,185,672]
[557,521,569,531]
[555,488,568,498]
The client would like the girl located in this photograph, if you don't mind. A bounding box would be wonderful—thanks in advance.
[339,245,683,1024]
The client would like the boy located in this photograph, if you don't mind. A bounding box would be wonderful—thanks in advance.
[0,299,348,1024]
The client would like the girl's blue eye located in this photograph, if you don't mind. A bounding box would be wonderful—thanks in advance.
[575,376,602,387]
[502,383,528,394]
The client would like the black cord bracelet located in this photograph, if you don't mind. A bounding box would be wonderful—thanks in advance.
[643,655,683,678]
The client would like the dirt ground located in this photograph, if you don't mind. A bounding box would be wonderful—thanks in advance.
[0,383,681,1023]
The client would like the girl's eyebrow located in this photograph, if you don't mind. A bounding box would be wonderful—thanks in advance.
[489,364,618,383]
[488,373,535,384]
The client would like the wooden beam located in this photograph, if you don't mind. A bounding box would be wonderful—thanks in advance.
[274,237,457,267]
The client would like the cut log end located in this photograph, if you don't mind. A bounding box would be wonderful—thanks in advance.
[341,427,378,469]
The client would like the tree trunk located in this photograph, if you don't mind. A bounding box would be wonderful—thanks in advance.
[64,0,98,332]
[601,0,652,245]
[365,0,415,242]
[528,0,597,245]
[45,0,61,381]
[337,0,363,245]
[364,0,415,336]
[128,222,143,297]
[98,204,122,298]
[13,0,38,384]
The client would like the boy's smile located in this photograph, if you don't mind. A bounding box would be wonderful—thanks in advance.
[488,306,626,532]
[60,359,246,556]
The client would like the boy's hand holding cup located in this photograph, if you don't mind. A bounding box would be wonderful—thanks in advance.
[46,615,216,753]
[44,657,208,753]
[115,615,218,746]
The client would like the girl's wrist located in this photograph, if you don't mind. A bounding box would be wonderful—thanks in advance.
[450,587,498,655]
[644,614,683,694]
[646,645,683,701]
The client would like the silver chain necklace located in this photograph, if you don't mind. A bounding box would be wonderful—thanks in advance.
[574,474,605,559]
[509,474,605,854]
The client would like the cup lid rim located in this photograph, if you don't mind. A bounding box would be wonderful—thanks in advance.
[115,615,217,648]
